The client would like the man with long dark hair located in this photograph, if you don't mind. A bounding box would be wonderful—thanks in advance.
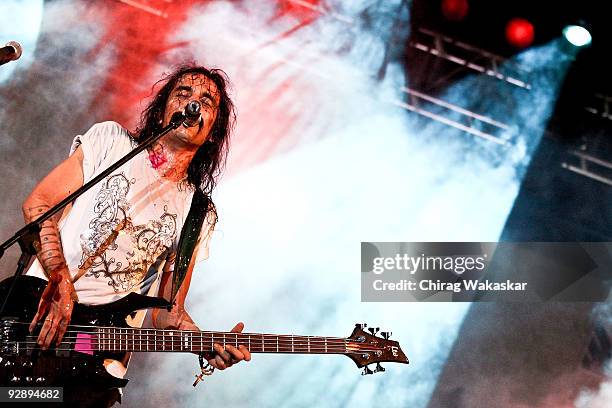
[22,64,249,406]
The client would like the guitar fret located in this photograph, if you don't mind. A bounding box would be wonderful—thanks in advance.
[291,336,294,352]
[261,335,264,352]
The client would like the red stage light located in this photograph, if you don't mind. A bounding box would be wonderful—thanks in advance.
[441,0,469,22]
[505,18,534,49]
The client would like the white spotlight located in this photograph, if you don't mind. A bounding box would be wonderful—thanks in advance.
[562,25,592,47]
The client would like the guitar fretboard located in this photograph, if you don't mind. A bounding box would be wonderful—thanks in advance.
[90,328,348,354]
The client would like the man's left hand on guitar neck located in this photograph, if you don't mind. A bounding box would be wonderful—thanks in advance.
[153,307,251,370]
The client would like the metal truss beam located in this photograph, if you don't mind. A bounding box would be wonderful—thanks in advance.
[409,27,532,90]
[391,87,511,145]
[562,149,612,187]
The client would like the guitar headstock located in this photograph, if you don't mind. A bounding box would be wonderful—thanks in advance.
[345,323,409,375]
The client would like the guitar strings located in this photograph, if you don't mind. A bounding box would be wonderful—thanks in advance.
[16,339,383,354]
[17,335,381,353]
[22,333,350,345]
[11,322,389,354]
[18,341,351,352]
[19,338,351,349]
[10,321,350,341]
[13,341,384,354]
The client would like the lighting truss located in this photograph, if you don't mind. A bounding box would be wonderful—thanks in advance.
[562,149,612,187]
[287,0,355,24]
[409,27,532,90]
[391,87,511,145]
[115,0,169,18]
[585,93,612,121]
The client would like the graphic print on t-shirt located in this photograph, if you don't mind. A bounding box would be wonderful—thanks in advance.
[78,172,177,292]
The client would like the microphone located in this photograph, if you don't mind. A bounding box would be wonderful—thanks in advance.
[0,41,23,66]
[182,100,202,128]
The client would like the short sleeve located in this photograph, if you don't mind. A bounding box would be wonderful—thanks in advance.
[70,121,129,181]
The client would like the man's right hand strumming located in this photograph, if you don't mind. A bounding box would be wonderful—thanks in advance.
[28,267,77,350]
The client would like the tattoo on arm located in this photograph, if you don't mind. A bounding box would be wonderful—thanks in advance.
[23,203,68,277]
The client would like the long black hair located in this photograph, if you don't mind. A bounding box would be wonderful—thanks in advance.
[134,64,235,198]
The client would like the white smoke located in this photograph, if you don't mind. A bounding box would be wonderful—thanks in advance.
[122,1,571,407]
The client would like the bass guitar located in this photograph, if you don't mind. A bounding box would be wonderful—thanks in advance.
[0,276,409,388]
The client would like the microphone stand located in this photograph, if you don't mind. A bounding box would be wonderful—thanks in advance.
[0,111,187,315]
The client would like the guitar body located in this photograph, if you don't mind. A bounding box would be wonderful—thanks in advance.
[0,276,168,389]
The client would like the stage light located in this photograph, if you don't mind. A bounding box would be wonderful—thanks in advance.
[505,18,534,49]
[441,0,469,22]
[562,25,592,47]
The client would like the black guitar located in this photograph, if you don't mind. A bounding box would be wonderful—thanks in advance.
[0,276,409,388]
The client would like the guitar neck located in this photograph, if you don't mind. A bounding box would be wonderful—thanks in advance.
[87,327,349,354]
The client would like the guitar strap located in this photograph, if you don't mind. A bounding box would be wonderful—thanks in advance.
[170,188,210,305]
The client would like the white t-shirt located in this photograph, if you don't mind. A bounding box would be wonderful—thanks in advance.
[27,121,214,306]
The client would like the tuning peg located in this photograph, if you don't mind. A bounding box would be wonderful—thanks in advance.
[356,323,368,330]
[368,327,380,335]
[380,331,391,339]
[361,365,374,376]
[374,363,385,373]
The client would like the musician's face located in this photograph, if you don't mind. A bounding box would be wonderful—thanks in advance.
[162,72,220,147]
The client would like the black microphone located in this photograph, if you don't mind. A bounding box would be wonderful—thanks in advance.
[0,41,23,66]
[183,100,202,128]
